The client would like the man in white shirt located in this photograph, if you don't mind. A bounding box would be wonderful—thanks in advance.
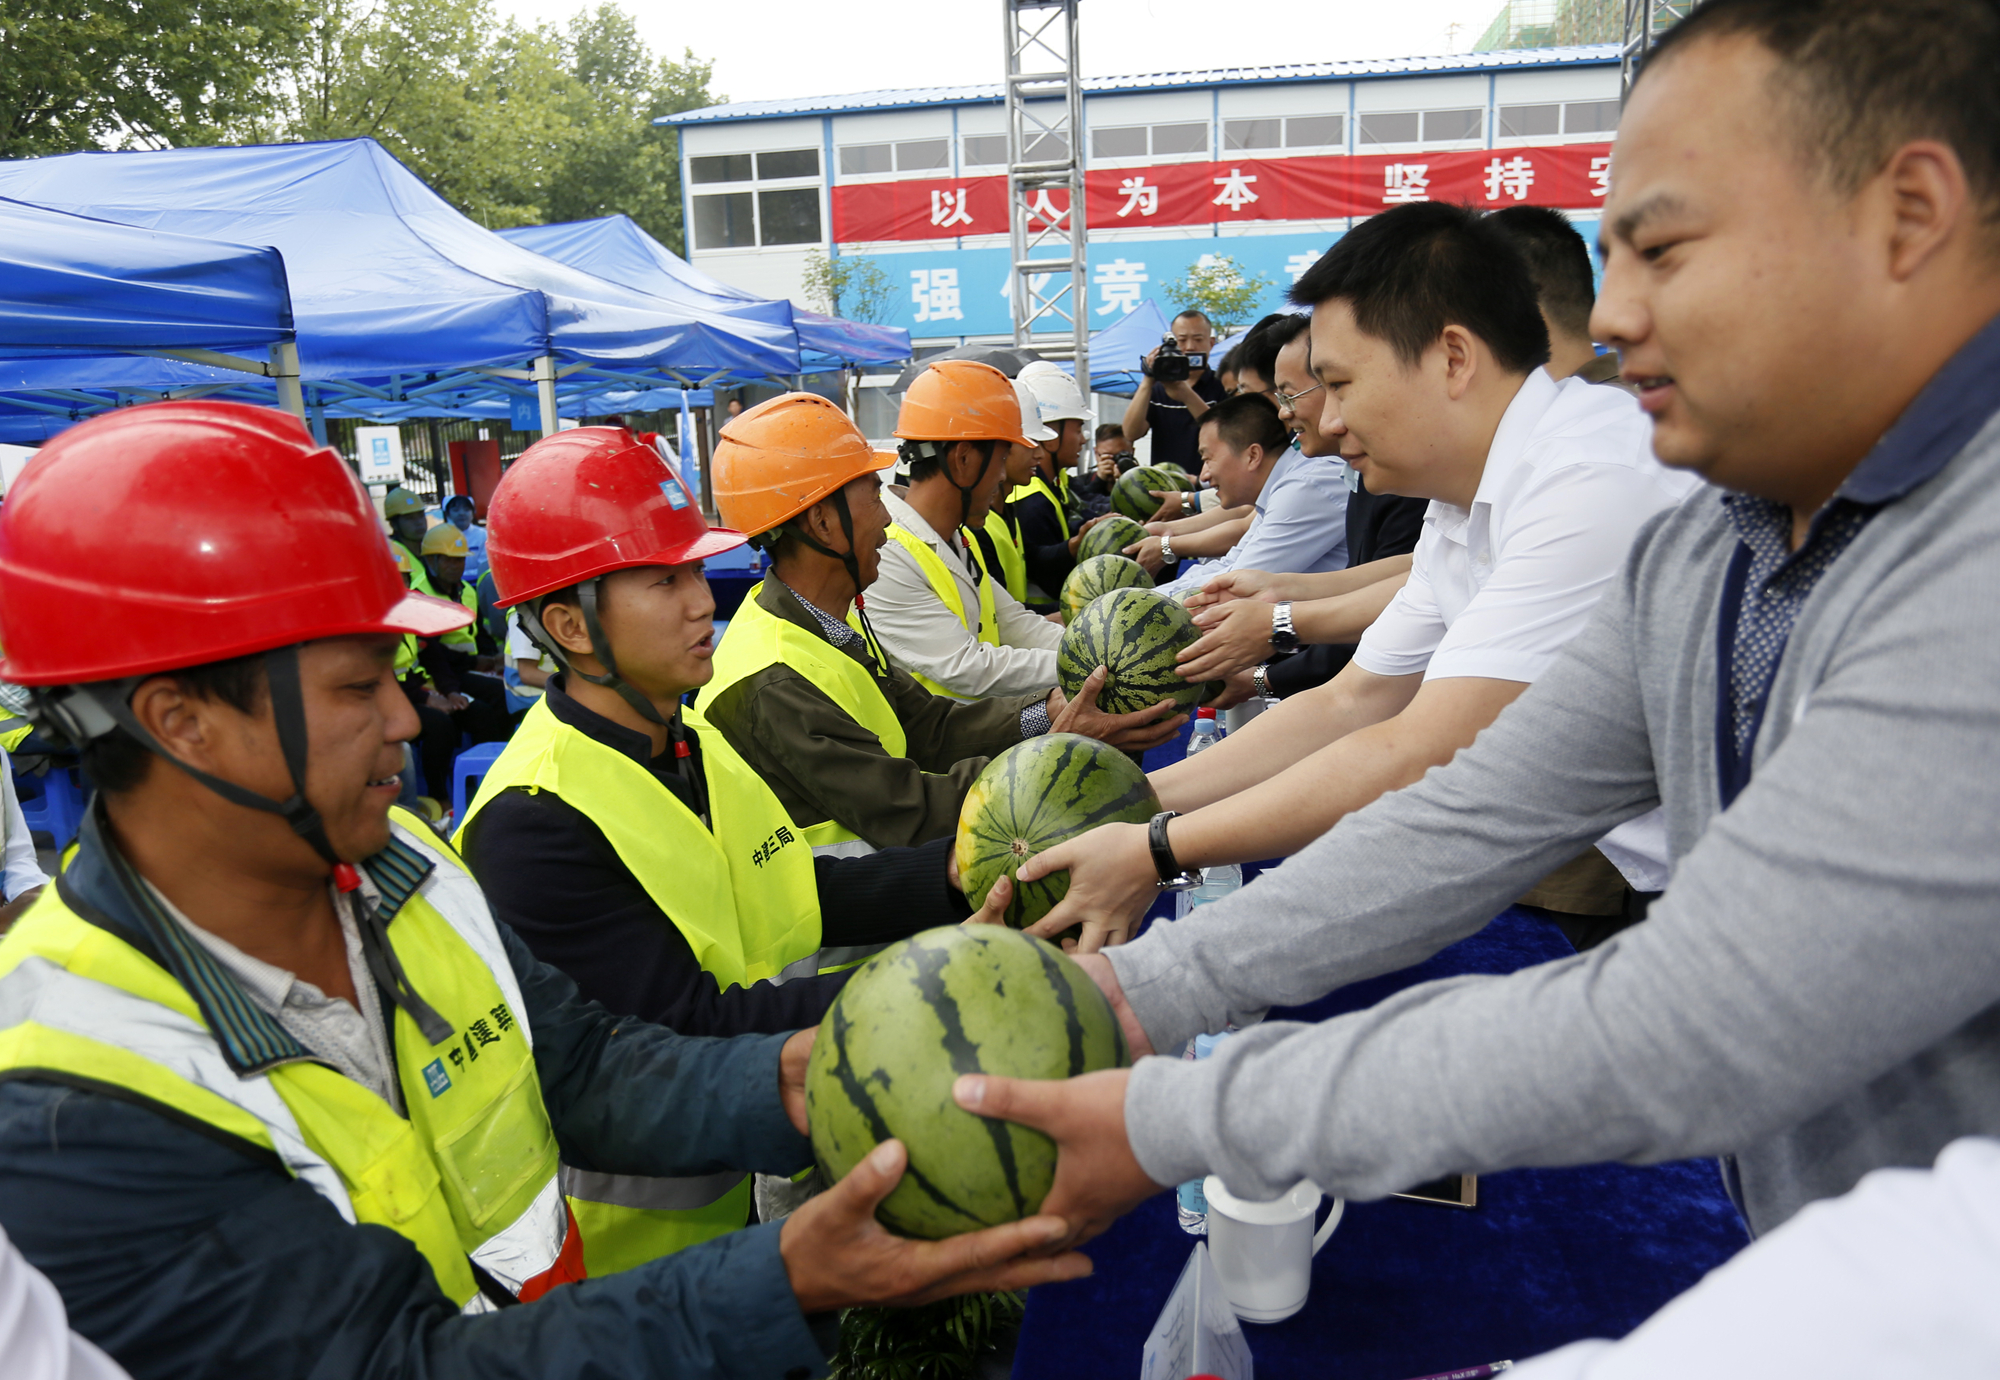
[862,360,1073,701]
[1018,201,1698,948]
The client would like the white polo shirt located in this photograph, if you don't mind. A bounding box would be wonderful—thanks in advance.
[1353,368,1701,890]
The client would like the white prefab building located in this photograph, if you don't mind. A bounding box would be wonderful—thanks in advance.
[656,45,1623,360]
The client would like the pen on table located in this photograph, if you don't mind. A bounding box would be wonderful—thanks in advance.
[1396,1363,1513,1380]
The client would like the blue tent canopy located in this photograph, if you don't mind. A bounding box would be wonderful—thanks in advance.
[0,197,293,360]
[501,215,910,369]
[0,140,799,392]
[1085,299,1172,397]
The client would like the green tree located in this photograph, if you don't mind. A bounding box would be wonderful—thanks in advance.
[1165,254,1276,335]
[800,248,896,325]
[0,0,305,156]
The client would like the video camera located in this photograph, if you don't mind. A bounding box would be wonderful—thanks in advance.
[1143,334,1207,384]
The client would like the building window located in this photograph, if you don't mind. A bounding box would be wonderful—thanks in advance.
[757,148,820,179]
[1285,114,1344,148]
[839,142,893,175]
[692,192,755,249]
[1500,103,1561,138]
[1223,118,1281,151]
[1421,108,1484,142]
[1091,122,1207,159]
[757,188,822,245]
[689,148,822,251]
[895,138,950,170]
[1563,99,1620,134]
[690,153,753,184]
[962,133,1008,167]
[1357,110,1420,145]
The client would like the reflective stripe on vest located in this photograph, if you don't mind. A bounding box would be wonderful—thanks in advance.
[0,716,32,754]
[453,698,826,1269]
[980,510,1029,604]
[0,823,580,1312]
[867,524,999,699]
[1008,474,1072,541]
[705,582,911,856]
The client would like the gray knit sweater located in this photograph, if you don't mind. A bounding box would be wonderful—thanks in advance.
[1110,400,2000,1237]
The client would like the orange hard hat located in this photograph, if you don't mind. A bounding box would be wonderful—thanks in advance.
[712,393,881,538]
[894,359,1034,447]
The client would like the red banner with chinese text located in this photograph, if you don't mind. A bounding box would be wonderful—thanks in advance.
[830,143,1614,243]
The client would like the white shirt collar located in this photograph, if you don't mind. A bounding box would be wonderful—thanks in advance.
[1426,367,1559,540]
[883,486,963,554]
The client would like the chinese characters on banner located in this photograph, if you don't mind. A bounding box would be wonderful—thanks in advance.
[830,142,1613,242]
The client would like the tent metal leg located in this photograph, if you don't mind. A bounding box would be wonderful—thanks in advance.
[535,355,560,437]
[272,341,305,420]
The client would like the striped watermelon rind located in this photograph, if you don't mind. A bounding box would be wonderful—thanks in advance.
[1059,554,1153,624]
[954,732,1161,929]
[805,924,1131,1239]
[1076,514,1149,564]
[1057,586,1216,716]
[1111,465,1176,521]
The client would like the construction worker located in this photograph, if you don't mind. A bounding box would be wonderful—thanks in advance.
[383,485,436,595]
[456,425,1016,1266]
[1011,361,1099,605]
[863,360,1087,701]
[0,402,1080,1378]
[702,395,1186,856]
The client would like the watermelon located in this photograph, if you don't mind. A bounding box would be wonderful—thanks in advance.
[1059,553,1153,624]
[1156,463,1198,491]
[954,732,1160,929]
[1057,586,1219,716]
[805,924,1130,1239]
[1076,513,1149,563]
[1111,465,1177,521]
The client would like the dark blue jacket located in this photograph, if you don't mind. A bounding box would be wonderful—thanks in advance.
[0,814,829,1380]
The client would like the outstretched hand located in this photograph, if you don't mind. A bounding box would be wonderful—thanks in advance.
[1048,666,1186,751]
[779,1139,1094,1314]
[1178,598,1276,680]
[1017,819,1158,953]
[962,873,1012,926]
[953,1070,1162,1250]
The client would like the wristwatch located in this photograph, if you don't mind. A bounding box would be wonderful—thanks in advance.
[1159,532,1177,563]
[1251,663,1273,700]
[1148,810,1200,890]
[1269,600,1301,653]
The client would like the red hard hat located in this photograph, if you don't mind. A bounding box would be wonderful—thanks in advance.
[485,427,747,608]
[0,402,470,686]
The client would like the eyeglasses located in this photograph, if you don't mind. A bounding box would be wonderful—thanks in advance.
[1273,381,1324,410]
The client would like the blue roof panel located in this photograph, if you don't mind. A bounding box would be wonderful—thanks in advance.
[657,46,1620,126]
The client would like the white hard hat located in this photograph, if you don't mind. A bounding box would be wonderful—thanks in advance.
[1012,378,1058,443]
[1017,361,1091,423]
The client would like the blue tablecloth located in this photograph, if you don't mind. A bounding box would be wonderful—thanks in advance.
[1011,905,1749,1379]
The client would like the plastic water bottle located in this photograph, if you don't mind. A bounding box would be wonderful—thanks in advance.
[1176,1030,1234,1233]
[1183,706,1221,758]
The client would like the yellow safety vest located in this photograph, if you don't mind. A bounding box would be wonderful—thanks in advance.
[454,696,842,1273]
[440,580,480,652]
[0,817,583,1311]
[1008,474,1072,541]
[0,714,33,754]
[980,509,1029,604]
[864,524,999,699]
[705,583,910,855]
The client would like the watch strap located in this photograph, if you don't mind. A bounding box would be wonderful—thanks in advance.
[1147,810,1183,884]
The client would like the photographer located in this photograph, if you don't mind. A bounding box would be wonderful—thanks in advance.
[1075,423,1132,515]
[1120,310,1227,472]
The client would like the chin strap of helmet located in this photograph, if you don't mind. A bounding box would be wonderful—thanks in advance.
[524,582,709,825]
[766,488,890,678]
[901,437,996,533]
[33,646,455,1045]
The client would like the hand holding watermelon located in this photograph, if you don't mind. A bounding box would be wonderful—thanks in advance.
[1046,664,1188,754]
[1016,818,1160,953]
[777,1136,1093,1313]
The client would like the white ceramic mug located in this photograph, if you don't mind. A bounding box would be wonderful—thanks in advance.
[1200,1176,1343,1323]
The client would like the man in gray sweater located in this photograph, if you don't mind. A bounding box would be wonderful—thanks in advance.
[953,0,2000,1244]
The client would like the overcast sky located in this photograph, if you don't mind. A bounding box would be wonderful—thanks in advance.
[496,0,1514,106]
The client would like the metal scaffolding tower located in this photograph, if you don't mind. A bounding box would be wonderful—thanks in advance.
[1621,0,1701,99]
[1003,0,1088,384]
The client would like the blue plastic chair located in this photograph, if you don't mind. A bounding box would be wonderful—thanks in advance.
[15,765,86,849]
[450,741,508,820]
